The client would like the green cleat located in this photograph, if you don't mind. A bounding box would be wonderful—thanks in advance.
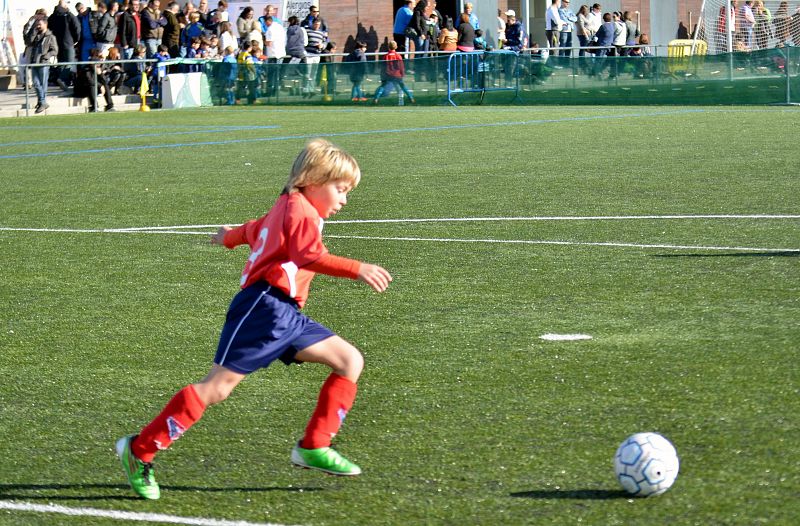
[116,435,160,500]
[291,443,362,476]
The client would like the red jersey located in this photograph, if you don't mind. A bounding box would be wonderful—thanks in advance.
[223,192,360,308]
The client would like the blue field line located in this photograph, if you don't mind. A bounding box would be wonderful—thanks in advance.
[0,125,280,147]
[0,124,281,131]
[0,108,731,160]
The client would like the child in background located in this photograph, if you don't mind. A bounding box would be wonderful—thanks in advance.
[116,139,392,500]
[221,45,237,104]
[237,40,258,104]
[373,40,415,104]
[124,44,148,93]
[474,29,487,50]
[185,37,202,72]
[207,35,220,58]
[344,40,368,101]
[181,11,205,54]
[151,44,171,101]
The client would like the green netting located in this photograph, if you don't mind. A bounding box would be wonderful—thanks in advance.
[184,47,799,107]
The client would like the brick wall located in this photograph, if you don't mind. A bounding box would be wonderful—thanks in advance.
[324,0,394,53]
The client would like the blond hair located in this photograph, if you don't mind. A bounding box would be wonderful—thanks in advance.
[283,139,361,194]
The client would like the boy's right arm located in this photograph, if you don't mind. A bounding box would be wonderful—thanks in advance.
[211,221,254,248]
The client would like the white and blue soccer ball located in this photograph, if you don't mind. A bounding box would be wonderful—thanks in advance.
[614,432,680,497]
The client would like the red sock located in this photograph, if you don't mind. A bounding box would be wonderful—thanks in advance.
[301,373,358,449]
[131,384,206,463]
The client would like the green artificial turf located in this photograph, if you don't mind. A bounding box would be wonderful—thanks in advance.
[1,106,798,525]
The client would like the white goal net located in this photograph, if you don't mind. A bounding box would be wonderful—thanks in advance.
[695,0,800,54]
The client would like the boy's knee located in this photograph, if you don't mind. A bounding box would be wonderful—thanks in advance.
[194,382,233,406]
[339,345,364,380]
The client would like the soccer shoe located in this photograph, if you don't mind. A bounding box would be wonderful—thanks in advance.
[291,443,362,476]
[116,435,160,499]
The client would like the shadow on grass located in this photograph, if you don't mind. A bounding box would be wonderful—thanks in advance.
[510,488,630,500]
[653,251,800,258]
[0,482,323,501]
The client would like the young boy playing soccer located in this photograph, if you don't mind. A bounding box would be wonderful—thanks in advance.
[117,139,392,500]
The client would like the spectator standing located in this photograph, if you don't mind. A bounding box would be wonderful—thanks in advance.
[77,3,96,61]
[426,12,441,51]
[373,40,414,104]
[739,1,756,48]
[623,11,639,55]
[408,0,429,55]
[305,18,326,56]
[456,13,475,52]
[304,17,325,93]
[263,16,286,96]
[545,0,565,50]
[344,40,368,101]
[196,0,210,26]
[591,12,614,76]
[558,0,578,56]
[587,2,602,53]
[178,1,195,26]
[161,2,182,59]
[612,12,627,55]
[503,10,527,51]
[48,1,81,90]
[438,15,458,52]
[576,4,591,56]
[284,16,311,94]
[221,45,237,104]
[393,0,414,53]
[94,2,117,55]
[753,1,772,49]
[236,41,257,104]
[237,7,261,48]
[141,0,165,58]
[151,43,171,101]
[118,0,141,60]
[25,17,58,114]
[182,11,205,53]
[259,5,282,33]
[301,5,327,35]
[456,2,479,30]
[218,21,236,54]
[773,2,790,45]
[496,9,506,49]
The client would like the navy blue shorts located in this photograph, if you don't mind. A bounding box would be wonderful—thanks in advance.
[214,282,335,375]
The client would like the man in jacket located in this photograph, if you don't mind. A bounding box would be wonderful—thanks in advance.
[26,18,59,113]
[48,0,80,90]
[93,1,117,54]
[119,0,141,59]
[161,2,182,59]
[142,0,165,57]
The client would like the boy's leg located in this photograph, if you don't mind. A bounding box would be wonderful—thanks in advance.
[291,336,363,475]
[398,81,415,102]
[118,366,244,498]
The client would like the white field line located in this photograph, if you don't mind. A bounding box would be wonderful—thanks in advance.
[0,500,297,526]
[0,226,796,252]
[325,214,800,224]
[2,214,799,234]
[325,234,799,253]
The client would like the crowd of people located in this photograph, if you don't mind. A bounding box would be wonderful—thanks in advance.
[20,0,800,112]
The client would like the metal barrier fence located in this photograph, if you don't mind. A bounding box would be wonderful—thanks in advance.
[446,51,520,106]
